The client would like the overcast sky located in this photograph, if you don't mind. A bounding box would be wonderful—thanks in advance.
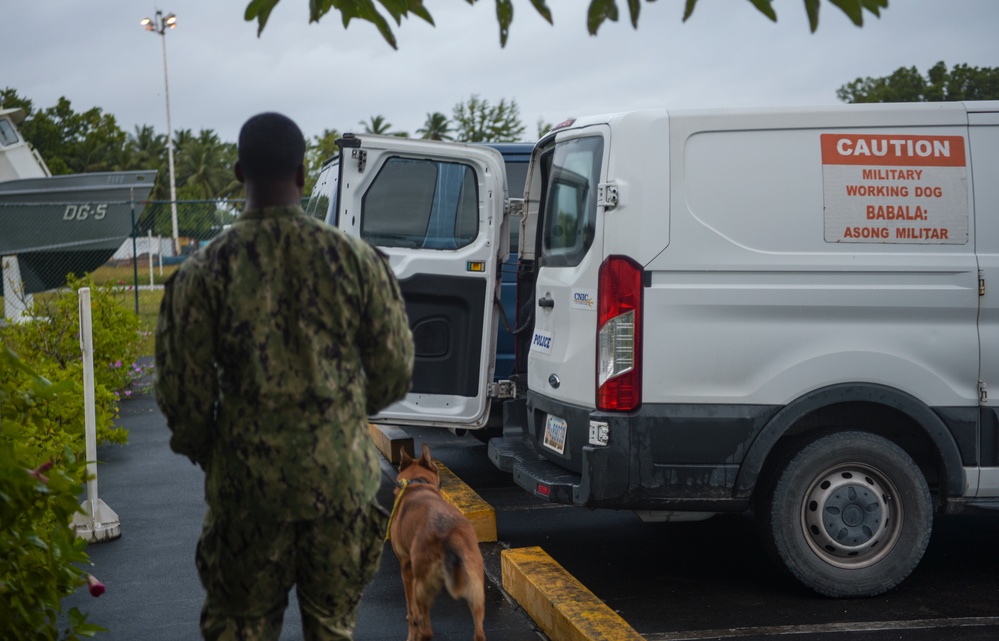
[3,1,997,145]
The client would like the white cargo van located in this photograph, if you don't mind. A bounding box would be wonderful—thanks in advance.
[307,101,998,597]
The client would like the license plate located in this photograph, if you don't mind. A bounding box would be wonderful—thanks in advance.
[543,414,567,455]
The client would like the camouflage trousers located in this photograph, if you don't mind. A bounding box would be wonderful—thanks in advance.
[196,502,387,641]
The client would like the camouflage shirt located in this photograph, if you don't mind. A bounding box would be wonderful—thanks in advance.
[154,205,414,519]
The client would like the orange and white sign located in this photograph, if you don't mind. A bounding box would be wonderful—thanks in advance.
[821,133,969,244]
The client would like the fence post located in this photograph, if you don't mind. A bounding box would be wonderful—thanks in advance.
[130,190,139,314]
[148,229,154,289]
[71,287,121,543]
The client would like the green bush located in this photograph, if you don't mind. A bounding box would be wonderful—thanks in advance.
[0,349,105,640]
[0,277,148,639]
[1,275,150,447]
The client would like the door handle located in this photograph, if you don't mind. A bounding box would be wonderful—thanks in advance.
[538,296,555,309]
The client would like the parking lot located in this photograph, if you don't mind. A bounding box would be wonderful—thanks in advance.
[65,392,999,641]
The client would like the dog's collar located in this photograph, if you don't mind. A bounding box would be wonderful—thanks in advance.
[395,478,433,488]
[385,478,435,542]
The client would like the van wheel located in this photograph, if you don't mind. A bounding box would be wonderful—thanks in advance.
[757,431,932,597]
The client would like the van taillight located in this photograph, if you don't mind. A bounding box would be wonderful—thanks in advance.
[597,256,643,412]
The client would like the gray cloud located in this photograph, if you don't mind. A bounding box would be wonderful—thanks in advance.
[3,0,997,144]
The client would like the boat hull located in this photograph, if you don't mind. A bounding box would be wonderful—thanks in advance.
[0,170,156,295]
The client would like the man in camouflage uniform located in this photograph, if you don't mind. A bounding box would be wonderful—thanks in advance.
[154,112,413,641]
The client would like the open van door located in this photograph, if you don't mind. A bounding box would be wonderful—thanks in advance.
[334,134,509,429]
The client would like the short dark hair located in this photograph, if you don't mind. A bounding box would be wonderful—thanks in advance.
[237,112,306,182]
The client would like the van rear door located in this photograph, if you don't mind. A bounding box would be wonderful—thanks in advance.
[526,128,609,459]
[334,135,508,428]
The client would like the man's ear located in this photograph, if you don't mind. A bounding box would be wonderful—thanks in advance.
[234,161,245,184]
[295,163,305,189]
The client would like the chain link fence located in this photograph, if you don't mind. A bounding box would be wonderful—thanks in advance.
[2,200,241,320]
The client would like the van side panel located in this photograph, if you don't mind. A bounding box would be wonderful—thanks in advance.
[970,109,999,495]
[601,111,670,264]
[643,115,979,410]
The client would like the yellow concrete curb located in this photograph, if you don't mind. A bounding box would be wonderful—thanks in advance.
[436,459,497,543]
[368,423,414,464]
[501,546,645,641]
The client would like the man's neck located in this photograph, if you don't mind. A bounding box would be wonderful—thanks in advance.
[244,183,302,210]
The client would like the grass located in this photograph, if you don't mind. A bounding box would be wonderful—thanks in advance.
[90,261,180,288]
[2,260,175,358]
[91,262,175,355]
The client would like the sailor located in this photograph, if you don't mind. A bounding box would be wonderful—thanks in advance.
[154,111,414,641]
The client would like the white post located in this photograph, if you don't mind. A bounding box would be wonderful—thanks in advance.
[158,236,164,276]
[161,25,180,256]
[148,229,154,289]
[71,287,121,543]
[2,255,34,323]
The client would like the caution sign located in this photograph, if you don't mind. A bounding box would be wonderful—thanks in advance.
[821,133,968,244]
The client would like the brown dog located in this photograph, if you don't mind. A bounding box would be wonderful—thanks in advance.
[388,443,486,641]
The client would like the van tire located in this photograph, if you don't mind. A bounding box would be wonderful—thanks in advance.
[757,430,932,597]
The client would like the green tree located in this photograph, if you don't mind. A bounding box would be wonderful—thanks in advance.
[0,89,128,176]
[175,129,240,200]
[837,61,999,103]
[0,87,32,114]
[537,117,553,140]
[452,95,525,143]
[244,0,887,49]
[172,128,195,153]
[416,112,454,141]
[125,124,166,167]
[359,114,394,136]
[306,128,341,194]
[124,125,170,198]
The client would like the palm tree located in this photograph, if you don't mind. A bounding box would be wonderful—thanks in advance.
[175,129,240,200]
[306,128,341,195]
[416,112,453,141]
[126,125,166,168]
[125,125,169,198]
[359,114,392,135]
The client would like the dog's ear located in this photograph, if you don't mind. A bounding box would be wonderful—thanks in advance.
[419,443,435,471]
[399,448,414,471]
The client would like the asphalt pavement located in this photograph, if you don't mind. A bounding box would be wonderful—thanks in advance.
[61,390,544,641]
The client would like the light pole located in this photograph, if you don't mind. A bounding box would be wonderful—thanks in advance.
[140,10,180,256]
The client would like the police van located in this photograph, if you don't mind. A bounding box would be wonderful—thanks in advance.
[306,101,998,597]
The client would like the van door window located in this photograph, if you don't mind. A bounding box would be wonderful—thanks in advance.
[361,157,479,250]
[306,164,338,224]
[541,136,603,267]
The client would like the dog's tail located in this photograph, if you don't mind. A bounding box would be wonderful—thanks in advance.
[444,545,466,594]
[443,536,483,604]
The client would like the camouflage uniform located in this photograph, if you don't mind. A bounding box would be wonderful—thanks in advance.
[154,205,414,641]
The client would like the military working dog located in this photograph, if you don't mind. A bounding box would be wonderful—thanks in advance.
[388,444,486,641]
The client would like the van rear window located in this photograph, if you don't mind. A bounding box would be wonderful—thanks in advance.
[541,136,603,267]
[361,157,479,250]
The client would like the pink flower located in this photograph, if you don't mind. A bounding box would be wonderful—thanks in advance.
[125,390,132,397]
[29,460,53,484]
[115,360,123,368]
[87,574,106,597]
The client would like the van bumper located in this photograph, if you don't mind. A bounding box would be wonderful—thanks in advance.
[485,395,656,508]
[487,396,598,505]
[488,393,776,511]
[487,433,582,504]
